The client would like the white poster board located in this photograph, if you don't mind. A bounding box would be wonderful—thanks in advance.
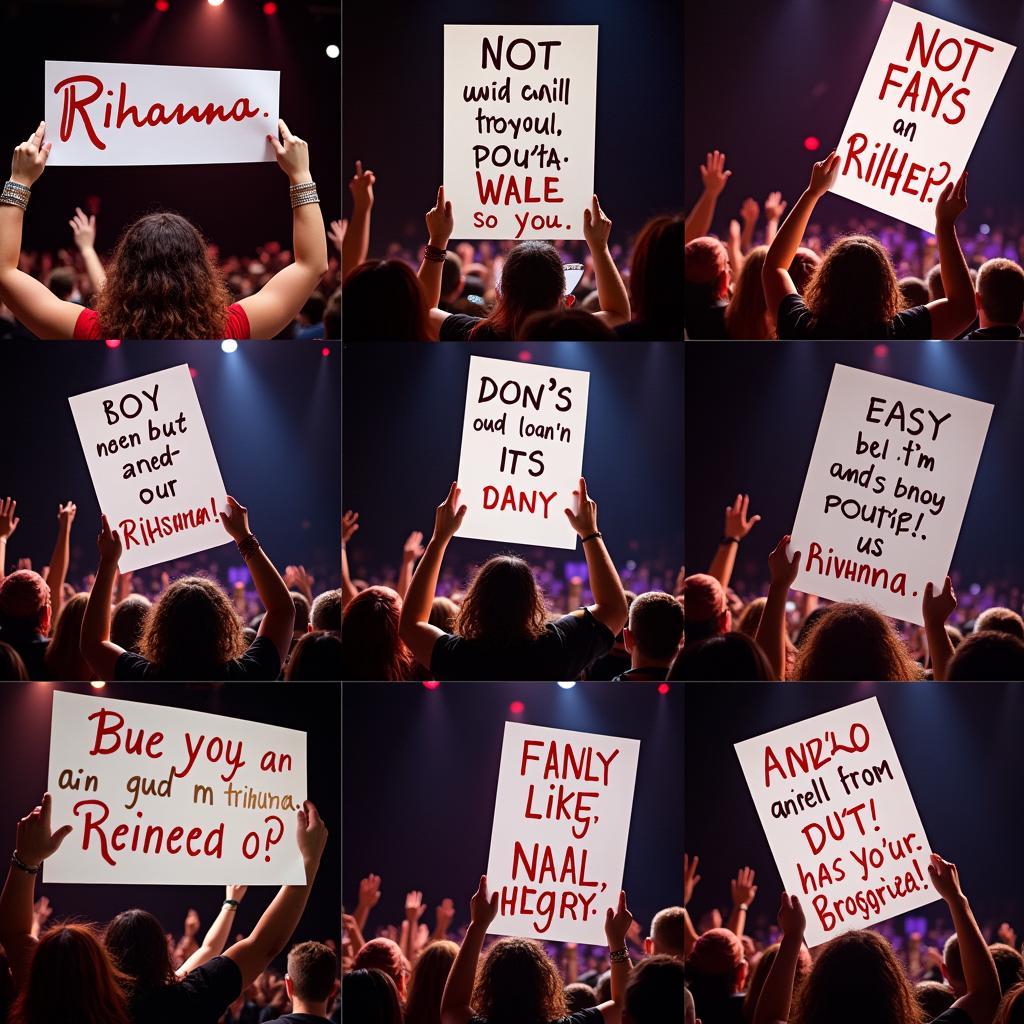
[486,721,640,945]
[45,690,307,885]
[69,364,231,572]
[44,61,280,165]
[831,3,1015,231]
[455,355,589,550]
[443,25,598,240]
[735,697,937,947]
[790,364,992,625]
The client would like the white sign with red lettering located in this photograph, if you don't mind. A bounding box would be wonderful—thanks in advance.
[443,25,598,240]
[44,61,280,165]
[831,3,1015,231]
[485,721,640,945]
[735,697,938,948]
[69,364,231,572]
[45,690,307,885]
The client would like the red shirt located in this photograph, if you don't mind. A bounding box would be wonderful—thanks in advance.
[73,303,251,340]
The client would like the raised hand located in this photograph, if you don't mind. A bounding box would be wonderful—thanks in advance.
[564,477,598,538]
[226,884,248,903]
[470,875,499,928]
[219,495,251,543]
[0,496,19,540]
[69,207,97,252]
[728,219,742,247]
[764,191,788,222]
[294,800,328,867]
[435,896,455,935]
[11,121,51,187]
[604,889,633,949]
[768,535,801,589]
[808,151,841,197]
[927,853,965,904]
[358,873,382,910]
[403,531,425,564]
[405,890,426,923]
[32,895,53,935]
[183,908,200,936]
[935,170,968,227]
[433,481,467,544]
[328,219,347,253]
[724,494,761,541]
[426,185,454,248]
[57,501,77,532]
[15,793,72,867]
[342,510,360,544]
[777,892,806,938]
[684,853,701,906]
[740,197,760,229]
[583,193,613,251]
[348,159,376,207]
[267,118,312,185]
[700,150,732,197]
[97,514,123,565]
[922,576,957,628]
[731,866,758,907]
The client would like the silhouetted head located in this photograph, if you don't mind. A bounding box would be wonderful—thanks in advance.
[139,575,245,675]
[285,629,343,680]
[625,591,684,665]
[474,241,566,339]
[110,594,153,652]
[44,593,90,679]
[519,308,615,339]
[669,631,775,681]
[684,236,730,305]
[948,630,1024,680]
[104,909,174,995]
[629,215,684,334]
[472,937,568,1024]
[310,589,344,632]
[623,955,686,1024]
[726,246,774,339]
[342,259,430,340]
[342,968,403,1024]
[0,569,51,636]
[0,640,29,679]
[404,939,458,1024]
[455,555,548,646]
[353,939,410,1000]
[96,213,229,338]
[977,257,1024,327]
[341,586,413,680]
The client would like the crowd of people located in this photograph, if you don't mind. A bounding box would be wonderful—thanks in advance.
[0,792,338,1024]
[685,150,1024,340]
[342,871,684,1023]
[0,494,343,680]
[339,160,684,341]
[682,853,1024,1024]
[0,120,338,340]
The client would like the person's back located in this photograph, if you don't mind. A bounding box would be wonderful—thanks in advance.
[967,258,1024,339]
[685,928,748,1024]
[260,941,339,1024]
[616,591,684,681]
[623,955,685,1024]
[947,631,1024,680]
[669,631,775,680]
[0,570,51,680]
[684,236,729,339]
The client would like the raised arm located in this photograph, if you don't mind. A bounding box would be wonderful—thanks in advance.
[80,515,126,680]
[395,531,424,600]
[753,894,805,1024]
[763,192,788,248]
[432,896,455,944]
[0,496,20,584]
[401,890,427,964]
[0,122,82,339]
[739,197,759,254]
[69,207,107,295]
[566,477,628,635]
[238,119,329,339]
[441,875,498,1024]
[176,885,248,977]
[341,160,375,274]
[585,195,630,327]
[762,152,839,319]
[46,502,76,627]
[341,510,360,608]
[922,576,956,681]
[709,494,761,590]
[926,172,974,339]
[418,186,454,311]
[223,801,327,989]
[399,481,466,670]
[352,872,381,934]
[598,890,634,1023]
[930,854,1001,1024]
[726,867,758,939]
[683,854,701,955]
[220,495,295,666]
[754,535,800,681]
[685,151,732,243]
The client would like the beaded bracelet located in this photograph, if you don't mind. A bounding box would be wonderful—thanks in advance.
[609,947,631,963]
[289,180,320,209]
[11,851,40,874]
[1,180,31,211]
[236,533,261,561]
[423,243,447,263]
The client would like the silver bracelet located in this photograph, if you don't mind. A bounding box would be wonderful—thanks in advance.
[289,180,319,209]
[1,180,31,211]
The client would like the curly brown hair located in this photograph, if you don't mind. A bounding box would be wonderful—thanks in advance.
[471,937,568,1024]
[453,556,549,646]
[138,576,245,676]
[802,235,905,337]
[793,930,922,1024]
[96,212,230,339]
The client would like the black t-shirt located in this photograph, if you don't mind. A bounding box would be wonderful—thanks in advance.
[128,955,242,1024]
[965,324,1024,339]
[775,294,932,339]
[684,299,728,339]
[0,628,49,680]
[439,313,503,340]
[261,1014,331,1024]
[115,635,282,680]
[615,319,682,341]
[470,1011,602,1024]
[932,1009,971,1024]
[613,666,669,681]
[430,608,615,681]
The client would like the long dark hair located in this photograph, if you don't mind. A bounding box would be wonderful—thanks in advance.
[472,937,568,1024]
[471,242,565,339]
[104,909,175,997]
[342,260,430,340]
[629,215,684,334]
[454,556,549,647]
[96,213,229,339]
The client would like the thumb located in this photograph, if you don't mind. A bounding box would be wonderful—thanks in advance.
[583,207,592,228]
[52,824,73,850]
[268,134,286,156]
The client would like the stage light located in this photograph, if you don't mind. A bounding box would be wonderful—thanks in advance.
[422,680,440,690]
[263,1,277,13]
[509,700,525,714]
[221,339,238,354]
[980,223,991,235]
[155,0,170,10]
[803,136,820,152]
[557,680,576,689]
[874,343,889,358]
[321,346,330,357]
[189,367,199,379]
[91,680,106,689]
[326,44,340,59]
[207,0,224,6]
[105,338,121,349]
[518,349,532,362]
[658,683,670,695]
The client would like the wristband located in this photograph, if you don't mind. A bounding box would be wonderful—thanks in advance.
[423,243,447,263]
[580,532,602,545]
[609,947,631,963]
[720,536,740,546]
[224,899,240,910]
[11,851,40,874]
[1,180,31,211]
[289,180,320,209]
[236,533,261,561]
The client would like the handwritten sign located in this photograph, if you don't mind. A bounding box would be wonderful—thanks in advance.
[443,25,598,240]
[831,3,1015,231]
[44,61,280,165]
[455,355,589,549]
[486,721,640,945]
[69,364,231,572]
[790,365,992,625]
[735,697,937,947]
[45,690,306,885]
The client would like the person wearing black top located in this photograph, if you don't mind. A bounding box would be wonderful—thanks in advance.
[964,257,1024,339]
[399,478,629,682]
[763,151,976,340]
[261,941,339,1024]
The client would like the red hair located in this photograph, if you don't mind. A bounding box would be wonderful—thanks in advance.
[341,586,414,680]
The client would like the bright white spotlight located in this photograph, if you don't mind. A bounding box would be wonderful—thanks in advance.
[221,339,238,353]
[91,680,106,689]
[208,0,224,6]
[326,44,340,59]
[557,680,576,690]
